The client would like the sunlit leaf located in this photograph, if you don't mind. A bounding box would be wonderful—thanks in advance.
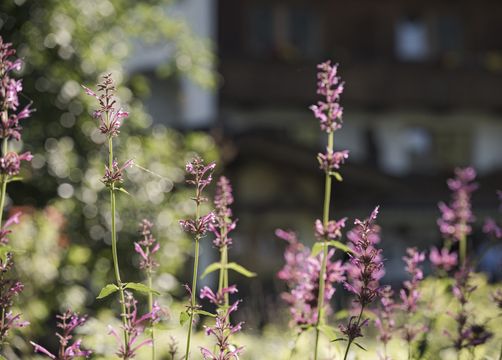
[123,282,160,295]
[200,262,222,279]
[179,311,190,326]
[227,262,256,277]
[96,284,119,299]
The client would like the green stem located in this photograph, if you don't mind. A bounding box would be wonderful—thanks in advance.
[185,237,200,360]
[108,136,129,353]
[459,230,467,266]
[313,131,334,360]
[342,306,364,360]
[147,272,155,360]
[0,137,9,227]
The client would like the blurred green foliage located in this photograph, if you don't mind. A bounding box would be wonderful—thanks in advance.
[0,0,218,357]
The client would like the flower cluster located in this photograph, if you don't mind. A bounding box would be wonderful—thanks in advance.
[344,207,384,308]
[102,159,134,188]
[310,61,344,133]
[210,176,237,248]
[437,167,477,242]
[317,148,349,174]
[0,211,21,245]
[400,247,426,344]
[448,267,492,352]
[0,37,34,143]
[82,73,128,138]
[30,310,91,359]
[0,37,33,176]
[134,219,159,273]
[429,246,458,272]
[179,157,216,237]
[0,252,28,341]
[109,291,163,359]
[277,229,345,328]
[200,285,238,307]
[199,286,244,360]
[314,217,346,241]
[340,207,384,347]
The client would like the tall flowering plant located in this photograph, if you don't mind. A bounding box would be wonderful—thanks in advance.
[179,156,216,360]
[198,176,254,359]
[309,61,350,360]
[83,75,159,359]
[340,207,385,359]
[0,36,32,347]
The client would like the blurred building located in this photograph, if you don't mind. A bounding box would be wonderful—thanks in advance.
[134,0,502,325]
[215,0,502,293]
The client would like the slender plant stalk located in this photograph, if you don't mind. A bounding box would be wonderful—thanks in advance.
[459,229,466,266]
[147,270,155,360]
[342,306,365,360]
[218,222,229,307]
[184,188,202,360]
[107,135,129,353]
[313,131,334,360]
[0,136,8,226]
[185,238,200,360]
[0,133,9,334]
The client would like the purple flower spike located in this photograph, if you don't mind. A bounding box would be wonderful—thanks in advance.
[200,293,244,360]
[277,229,345,328]
[400,248,425,313]
[134,219,159,273]
[82,74,127,137]
[438,167,477,242]
[102,159,134,187]
[210,176,238,248]
[109,291,164,359]
[309,61,345,133]
[399,247,427,345]
[374,285,395,346]
[344,207,385,308]
[31,310,91,359]
[180,156,216,239]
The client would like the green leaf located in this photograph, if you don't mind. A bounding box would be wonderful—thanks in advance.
[326,240,352,254]
[115,187,130,196]
[200,262,222,279]
[179,311,190,326]
[311,242,325,257]
[226,262,256,277]
[312,241,352,257]
[318,324,338,341]
[96,284,119,299]
[195,309,216,318]
[354,342,367,351]
[123,282,160,295]
[330,171,343,182]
